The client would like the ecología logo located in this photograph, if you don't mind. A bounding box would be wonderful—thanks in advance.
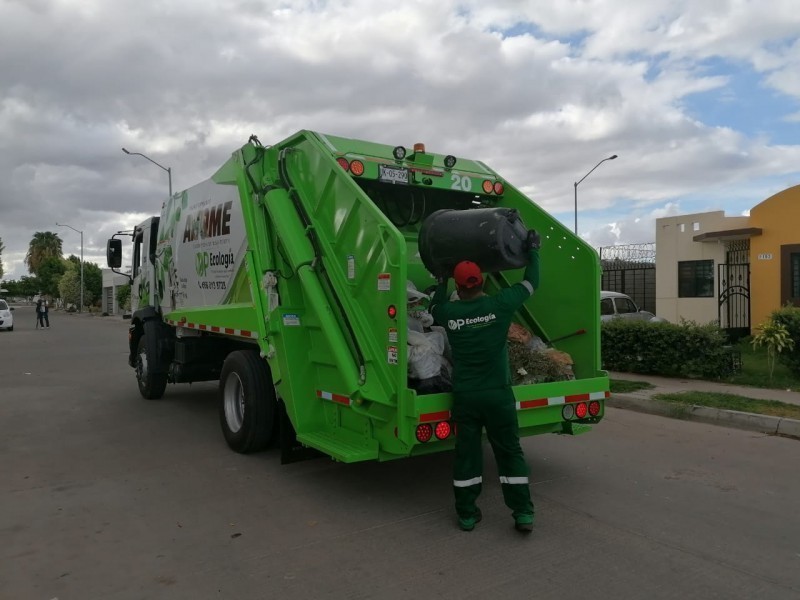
[447,313,497,331]
[196,250,235,277]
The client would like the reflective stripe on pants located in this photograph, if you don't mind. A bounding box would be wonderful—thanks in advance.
[453,476,483,488]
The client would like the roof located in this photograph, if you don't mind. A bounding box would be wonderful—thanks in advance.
[692,227,762,242]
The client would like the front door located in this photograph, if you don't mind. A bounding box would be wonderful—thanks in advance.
[781,244,800,307]
[718,262,750,338]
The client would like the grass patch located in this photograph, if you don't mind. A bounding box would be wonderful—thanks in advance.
[653,391,800,419]
[724,338,800,391]
[610,379,655,394]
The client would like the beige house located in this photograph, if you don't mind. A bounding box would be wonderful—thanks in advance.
[656,184,800,333]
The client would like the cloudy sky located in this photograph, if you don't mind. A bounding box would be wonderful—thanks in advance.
[2,0,800,280]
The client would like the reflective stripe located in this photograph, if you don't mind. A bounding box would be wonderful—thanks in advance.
[453,476,483,488]
[499,476,529,485]
[521,280,534,295]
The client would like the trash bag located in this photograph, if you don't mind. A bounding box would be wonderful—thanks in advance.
[407,329,453,394]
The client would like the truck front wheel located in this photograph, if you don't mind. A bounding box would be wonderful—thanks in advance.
[219,350,276,453]
[136,334,168,399]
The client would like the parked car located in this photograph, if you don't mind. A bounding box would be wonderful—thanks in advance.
[0,299,14,331]
[600,291,665,323]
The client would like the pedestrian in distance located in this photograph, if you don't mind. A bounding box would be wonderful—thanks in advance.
[36,296,50,329]
[429,229,541,534]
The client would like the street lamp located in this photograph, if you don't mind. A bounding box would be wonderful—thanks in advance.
[574,154,618,235]
[122,147,173,200]
[56,223,84,313]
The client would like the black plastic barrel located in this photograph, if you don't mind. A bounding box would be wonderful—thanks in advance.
[418,207,529,276]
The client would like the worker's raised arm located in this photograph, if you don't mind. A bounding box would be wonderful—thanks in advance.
[428,276,450,320]
[496,230,540,309]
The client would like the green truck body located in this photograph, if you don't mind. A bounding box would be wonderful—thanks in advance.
[112,131,608,463]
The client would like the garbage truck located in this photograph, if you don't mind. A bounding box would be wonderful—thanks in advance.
[107,130,608,463]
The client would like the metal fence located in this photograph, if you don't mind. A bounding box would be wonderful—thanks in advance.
[599,243,657,315]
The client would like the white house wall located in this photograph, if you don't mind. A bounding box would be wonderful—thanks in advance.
[656,211,749,324]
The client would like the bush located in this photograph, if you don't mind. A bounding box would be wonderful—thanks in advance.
[602,319,735,379]
[771,305,800,376]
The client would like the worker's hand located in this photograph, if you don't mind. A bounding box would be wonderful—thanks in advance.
[526,229,541,250]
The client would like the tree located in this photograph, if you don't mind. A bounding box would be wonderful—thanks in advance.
[58,268,82,309]
[83,261,102,306]
[37,257,67,298]
[752,318,795,382]
[116,283,131,312]
[1,276,41,297]
[64,255,102,307]
[25,232,63,275]
[0,236,5,279]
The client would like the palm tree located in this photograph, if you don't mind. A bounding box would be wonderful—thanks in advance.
[25,231,63,275]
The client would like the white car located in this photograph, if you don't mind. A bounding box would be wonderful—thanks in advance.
[600,291,664,323]
[0,299,14,331]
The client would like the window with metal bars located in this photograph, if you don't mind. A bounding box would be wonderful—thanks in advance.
[678,259,714,297]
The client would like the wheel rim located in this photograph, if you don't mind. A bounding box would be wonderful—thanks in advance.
[223,372,245,433]
[137,346,148,383]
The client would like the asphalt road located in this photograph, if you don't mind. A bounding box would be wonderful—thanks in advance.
[2,306,799,600]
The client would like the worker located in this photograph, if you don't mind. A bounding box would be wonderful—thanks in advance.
[429,229,541,534]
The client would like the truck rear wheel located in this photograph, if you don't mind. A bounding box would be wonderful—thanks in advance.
[219,350,276,453]
[136,334,168,399]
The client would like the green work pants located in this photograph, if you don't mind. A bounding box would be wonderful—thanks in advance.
[451,388,534,521]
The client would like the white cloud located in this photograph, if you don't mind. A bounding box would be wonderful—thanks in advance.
[1,0,799,281]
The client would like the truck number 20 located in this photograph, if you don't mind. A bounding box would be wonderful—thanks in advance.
[450,174,472,191]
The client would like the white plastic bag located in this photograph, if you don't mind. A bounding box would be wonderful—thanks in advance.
[407,329,444,380]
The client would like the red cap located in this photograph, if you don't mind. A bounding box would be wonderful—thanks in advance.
[453,261,483,289]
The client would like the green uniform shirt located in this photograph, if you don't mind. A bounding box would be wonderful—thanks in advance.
[431,250,539,392]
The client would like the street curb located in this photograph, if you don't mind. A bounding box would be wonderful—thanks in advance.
[608,393,800,440]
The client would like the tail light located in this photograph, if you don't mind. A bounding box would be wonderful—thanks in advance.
[575,402,588,419]
[387,305,397,319]
[589,400,601,417]
[336,157,349,170]
[349,160,365,176]
[434,421,451,440]
[482,179,494,194]
[562,404,575,420]
[493,181,504,195]
[416,424,433,443]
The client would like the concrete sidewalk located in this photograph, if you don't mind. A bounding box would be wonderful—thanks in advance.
[606,371,800,439]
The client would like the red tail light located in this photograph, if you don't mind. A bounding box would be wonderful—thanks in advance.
[493,181,504,195]
[482,179,494,194]
[336,157,350,170]
[416,424,433,443]
[349,160,365,176]
[589,400,601,417]
[434,421,451,440]
[575,402,588,419]
[387,305,397,319]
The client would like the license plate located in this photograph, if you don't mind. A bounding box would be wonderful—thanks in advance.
[379,164,409,185]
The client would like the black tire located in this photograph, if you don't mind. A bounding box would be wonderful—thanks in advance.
[136,334,168,400]
[8,326,12,331]
[219,350,276,454]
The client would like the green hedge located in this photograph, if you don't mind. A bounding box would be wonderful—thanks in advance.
[771,305,800,376]
[601,319,735,379]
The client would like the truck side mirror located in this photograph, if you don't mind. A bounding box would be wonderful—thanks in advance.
[107,239,123,268]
